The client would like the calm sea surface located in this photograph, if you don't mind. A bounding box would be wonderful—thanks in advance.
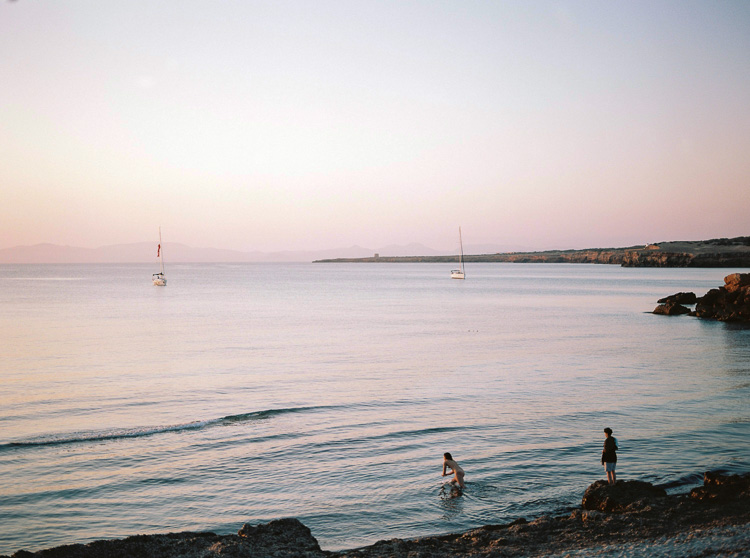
[1,263,748,554]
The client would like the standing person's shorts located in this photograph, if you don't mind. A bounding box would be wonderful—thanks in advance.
[604,462,616,472]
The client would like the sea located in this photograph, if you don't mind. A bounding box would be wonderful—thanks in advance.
[1,263,748,554]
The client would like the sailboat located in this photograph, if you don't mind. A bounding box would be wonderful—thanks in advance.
[451,226,465,279]
[152,227,167,286]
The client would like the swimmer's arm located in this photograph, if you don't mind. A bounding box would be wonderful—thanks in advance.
[442,462,448,476]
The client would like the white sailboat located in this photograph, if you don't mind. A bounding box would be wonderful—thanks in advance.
[152,227,167,286]
[451,226,465,279]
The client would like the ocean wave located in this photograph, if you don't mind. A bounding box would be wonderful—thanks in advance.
[657,472,705,490]
[0,405,330,450]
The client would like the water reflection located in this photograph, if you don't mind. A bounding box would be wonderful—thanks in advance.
[438,482,464,519]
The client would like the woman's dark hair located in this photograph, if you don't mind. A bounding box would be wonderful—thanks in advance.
[444,452,453,460]
[604,427,613,435]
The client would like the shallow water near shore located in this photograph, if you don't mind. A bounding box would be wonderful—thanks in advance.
[1,263,749,554]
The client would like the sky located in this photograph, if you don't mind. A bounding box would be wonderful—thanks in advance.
[1,0,749,253]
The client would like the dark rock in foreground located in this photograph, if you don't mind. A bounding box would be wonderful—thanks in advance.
[581,479,667,512]
[237,517,322,554]
[5,473,750,558]
[6,519,322,558]
[690,471,750,502]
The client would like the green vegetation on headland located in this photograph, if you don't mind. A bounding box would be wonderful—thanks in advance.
[314,236,750,267]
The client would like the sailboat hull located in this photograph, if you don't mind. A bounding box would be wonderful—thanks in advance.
[152,274,167,286]
[451,270,465,279]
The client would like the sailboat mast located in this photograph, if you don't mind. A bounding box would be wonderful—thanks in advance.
[458,226,464,271]
[159,226,165,275]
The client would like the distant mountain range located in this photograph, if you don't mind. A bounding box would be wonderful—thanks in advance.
[0,241,522,264]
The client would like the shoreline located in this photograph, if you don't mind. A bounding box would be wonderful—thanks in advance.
[314,237,750,267]
[5,471,749,557]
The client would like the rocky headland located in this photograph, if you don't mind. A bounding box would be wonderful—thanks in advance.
[5,472,749,558]
[315,237,750,267]
[653,273,750,322]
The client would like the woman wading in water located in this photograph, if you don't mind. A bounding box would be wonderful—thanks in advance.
[442,452,466,488]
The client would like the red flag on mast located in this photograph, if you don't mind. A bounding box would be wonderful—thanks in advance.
[157,244,161,257]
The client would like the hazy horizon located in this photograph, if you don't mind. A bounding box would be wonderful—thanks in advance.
[0,238,532,263]
[4,234,748,264]
[2,1,749,252]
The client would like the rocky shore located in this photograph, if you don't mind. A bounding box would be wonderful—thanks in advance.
[653,272,750,322]
[315,237,750,267]
[5,472,749,558]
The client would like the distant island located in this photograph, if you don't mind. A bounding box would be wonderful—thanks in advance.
[314,237,750,267]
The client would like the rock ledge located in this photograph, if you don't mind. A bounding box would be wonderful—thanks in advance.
[654,273,750,322]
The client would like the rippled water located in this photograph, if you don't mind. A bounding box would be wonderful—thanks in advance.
[1,263,748,554]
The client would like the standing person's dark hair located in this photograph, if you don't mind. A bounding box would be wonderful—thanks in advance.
[602,428,618,485]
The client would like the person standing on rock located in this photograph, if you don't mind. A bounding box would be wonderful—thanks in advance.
[442,452,466,488]
[602,427,618,485]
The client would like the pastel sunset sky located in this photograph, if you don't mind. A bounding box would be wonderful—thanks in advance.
[2,1,749,253]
